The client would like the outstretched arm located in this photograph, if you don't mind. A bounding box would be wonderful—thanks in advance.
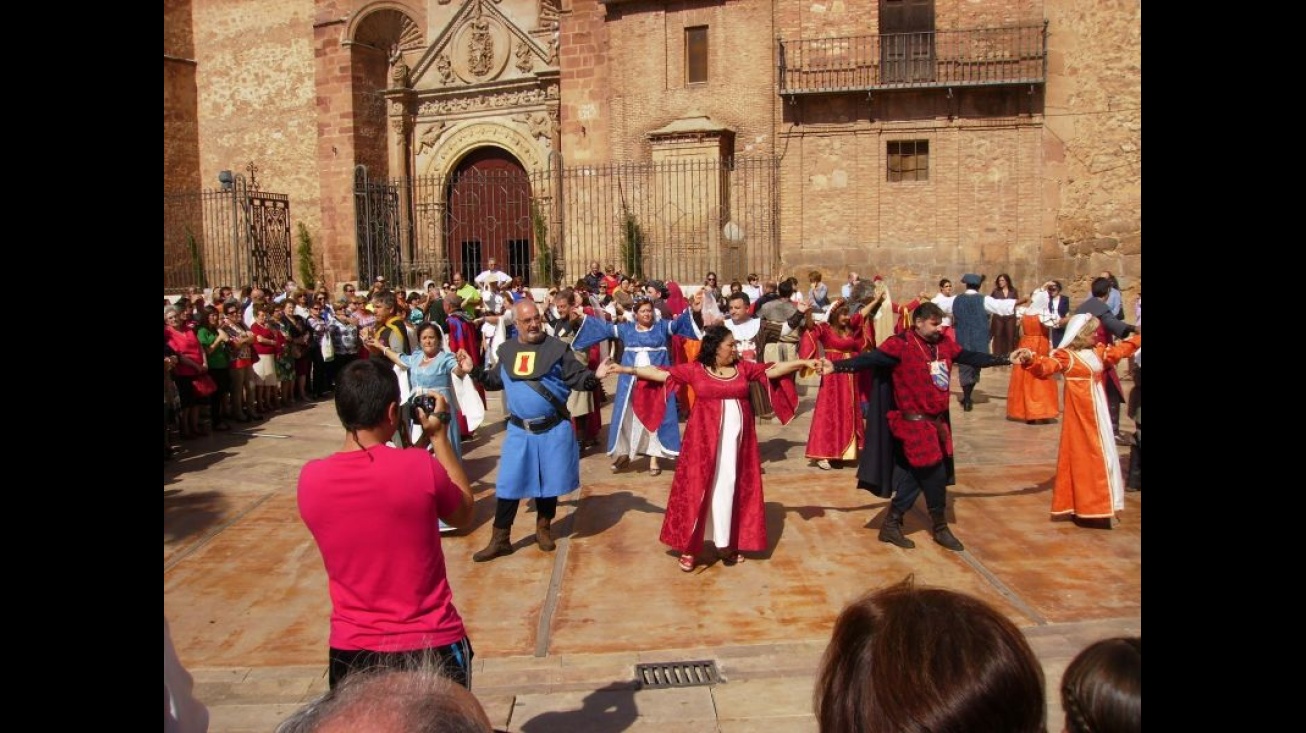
[822,349,899,374]
[611,359,670,383]
[368,337,408,369]
[765,358,821,380]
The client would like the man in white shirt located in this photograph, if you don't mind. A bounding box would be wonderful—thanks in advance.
[474,258,512,288]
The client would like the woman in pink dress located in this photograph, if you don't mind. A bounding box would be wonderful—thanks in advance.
[614,324,819,572]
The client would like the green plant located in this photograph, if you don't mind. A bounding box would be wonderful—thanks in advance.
[532,201,554,286]
[186,227,208,289]
[296,222,318,287]
[621,210,645,280]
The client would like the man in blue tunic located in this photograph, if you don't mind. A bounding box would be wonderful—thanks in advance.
[951,274,1023,411]
[456,300,616,562]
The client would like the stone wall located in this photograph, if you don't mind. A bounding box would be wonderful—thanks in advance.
[192,0,322,277]
[1043,0,1141,307]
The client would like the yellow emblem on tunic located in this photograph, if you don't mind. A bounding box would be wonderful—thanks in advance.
[512,351,537,376]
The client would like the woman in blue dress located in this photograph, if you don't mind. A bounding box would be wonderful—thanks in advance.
[371,322,467,457]
[572,295,702,475]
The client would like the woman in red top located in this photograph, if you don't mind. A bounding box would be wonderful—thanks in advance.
[249,303,283,414]
[164,305,208,439]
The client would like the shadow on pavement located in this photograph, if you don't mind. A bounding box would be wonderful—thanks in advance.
[517,682,638,733]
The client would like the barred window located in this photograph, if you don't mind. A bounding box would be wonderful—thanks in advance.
[686,26,708,85]
[887,140,929,182]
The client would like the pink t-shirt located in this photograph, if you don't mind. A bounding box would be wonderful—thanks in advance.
[297,445,465,652]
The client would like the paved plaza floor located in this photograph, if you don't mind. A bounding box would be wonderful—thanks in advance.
[164,366,1141,732]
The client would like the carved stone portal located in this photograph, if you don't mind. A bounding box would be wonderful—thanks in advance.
[425,122,547,180]
[452,15,510,83]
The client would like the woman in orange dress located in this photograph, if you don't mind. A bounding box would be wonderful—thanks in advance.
[1005,287,1061,423]
[1013,315,1140,527]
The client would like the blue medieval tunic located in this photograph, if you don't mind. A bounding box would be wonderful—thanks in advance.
[572,310,700,459]
[480,335,596,500]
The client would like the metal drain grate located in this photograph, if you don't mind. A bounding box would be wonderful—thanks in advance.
[634,660,721,689]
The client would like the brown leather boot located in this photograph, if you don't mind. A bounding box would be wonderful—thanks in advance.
[472,527,515,562]
[930,511,965,552]
[536,516,556,552]
[878,508,915,549]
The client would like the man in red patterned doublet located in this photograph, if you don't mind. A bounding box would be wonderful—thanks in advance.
[822,302,1009,551]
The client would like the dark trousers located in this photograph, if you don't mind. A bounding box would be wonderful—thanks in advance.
[310,349,333,396]
[328,637,473,690]
[493,497,558,529]
[889,458,949,516]
[1106,378,1123,435]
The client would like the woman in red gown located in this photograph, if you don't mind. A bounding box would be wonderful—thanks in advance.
[799,298,879,469]
[613,325,819,572]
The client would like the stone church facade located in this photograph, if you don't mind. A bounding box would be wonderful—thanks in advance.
[164,0,1140,303]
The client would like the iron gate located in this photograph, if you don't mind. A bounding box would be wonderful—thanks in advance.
[355,165,403,285]
[354,155,780,289]
[162,175,292,292]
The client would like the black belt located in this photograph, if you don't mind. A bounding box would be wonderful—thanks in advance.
[506,414,565,434]
[901,412,946,423]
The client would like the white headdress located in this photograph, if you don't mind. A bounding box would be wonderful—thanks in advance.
[1019,289,1049,319]
[1057,313,1093,350]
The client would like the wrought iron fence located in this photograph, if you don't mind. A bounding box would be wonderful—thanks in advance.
[778,24,1047,94]
[354,155,780,290]
[163,176,292,292]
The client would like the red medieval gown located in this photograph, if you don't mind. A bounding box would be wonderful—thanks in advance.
[443,313,485,438]
[800,316,873,460]
[656,360,794,555]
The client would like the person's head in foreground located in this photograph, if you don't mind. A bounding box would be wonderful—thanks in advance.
[276,665,493,733]
[814,576,1046,733]
[1060,637,1141,733]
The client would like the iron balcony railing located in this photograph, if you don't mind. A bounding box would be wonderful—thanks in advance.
[778,23,1047,95]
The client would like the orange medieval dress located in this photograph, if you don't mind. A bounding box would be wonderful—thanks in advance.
[1006,313,1061,421]
[1023,335,1141,520]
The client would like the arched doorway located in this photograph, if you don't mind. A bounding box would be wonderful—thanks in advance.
[445,148,535,286]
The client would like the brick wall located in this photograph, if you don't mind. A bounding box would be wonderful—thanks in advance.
[164,0,200,193]
[559,0,611,163]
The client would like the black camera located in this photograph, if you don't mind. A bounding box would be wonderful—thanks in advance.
[410,394,437,414]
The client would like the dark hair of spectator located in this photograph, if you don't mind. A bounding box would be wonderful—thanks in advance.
[728,291,750,308]
[1061,637,1141,733]
[814,576,1045,733]
[696,324,733,367]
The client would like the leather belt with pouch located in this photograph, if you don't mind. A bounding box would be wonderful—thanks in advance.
[506,414,565,434]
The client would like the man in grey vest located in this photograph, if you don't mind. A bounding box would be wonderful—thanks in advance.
[950,274,1023,411]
